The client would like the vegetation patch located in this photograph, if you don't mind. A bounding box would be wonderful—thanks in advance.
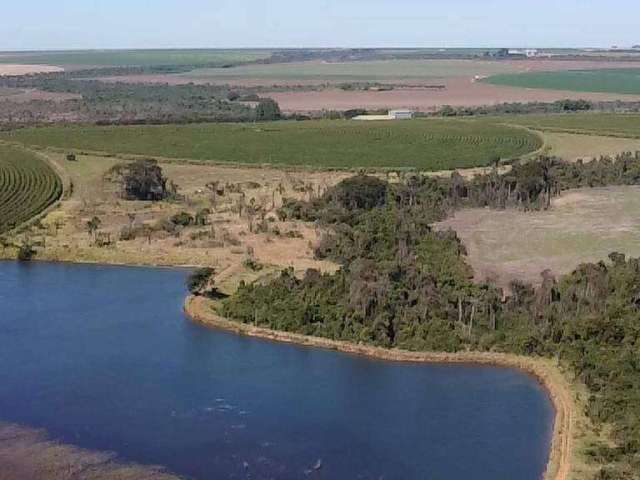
[0,144,62,234]
[0,119,542,170]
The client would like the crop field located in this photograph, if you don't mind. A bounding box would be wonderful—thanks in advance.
[499,113,640,138]
[485,68,640,95]
[180,59,522,83]
[0,49,272,67]
[0,145,63,234]
[0,120,542,170]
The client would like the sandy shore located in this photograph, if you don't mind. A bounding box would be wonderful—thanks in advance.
[185,295,576,480]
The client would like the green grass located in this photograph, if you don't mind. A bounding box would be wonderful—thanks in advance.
[497,113,640,138]
[182,59,520,82]
[485,69,640,95]
[0,119,542,170]
[0,49,272,67]
[0,145,63,234]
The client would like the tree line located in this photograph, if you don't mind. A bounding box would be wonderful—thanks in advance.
[221,154,640,479]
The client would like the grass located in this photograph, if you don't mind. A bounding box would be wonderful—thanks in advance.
[436,185,640,288]
[182,59,521,82]
[0,49,272,67]
[498,113,640,138]
[485,69,640,95]
[0,119,542,170]
[0,144,63,234]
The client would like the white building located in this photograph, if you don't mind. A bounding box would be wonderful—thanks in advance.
[389,109,414,120]
[353,110,414,121]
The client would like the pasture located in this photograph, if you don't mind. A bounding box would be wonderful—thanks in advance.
[485,68,640,95]
[0,144,63,234]
[0,119,542,170]
[436,186,640,287]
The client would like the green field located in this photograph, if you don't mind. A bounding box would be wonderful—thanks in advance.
[0,120,542,170]
[182,59,520,82]
[0,49,272,67]
[485,69,640,95]
[497,113,640,138]
[0,145,63,234]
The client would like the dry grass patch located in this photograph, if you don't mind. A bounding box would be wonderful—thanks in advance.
[436,186,640,287]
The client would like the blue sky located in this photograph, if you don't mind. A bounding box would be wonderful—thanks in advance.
[2,0,639,50]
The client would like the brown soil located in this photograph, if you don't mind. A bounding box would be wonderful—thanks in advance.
[0,422,179,480]
[0,64,63,76]
[184,295,577,480]
[0,88,80,103]
[268,78,640,113]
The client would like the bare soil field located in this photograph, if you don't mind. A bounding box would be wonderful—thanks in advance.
[436,186,640,288]
[267,78,640,112]
[0,87,80,103]
[0,64,62,76]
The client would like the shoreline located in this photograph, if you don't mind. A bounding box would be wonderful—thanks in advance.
[184,294,575,480]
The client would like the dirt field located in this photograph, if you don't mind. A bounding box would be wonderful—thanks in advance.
[0,87,80,103]
[267,78,640,112]
[436,186,640,288]
[0,64,62,76]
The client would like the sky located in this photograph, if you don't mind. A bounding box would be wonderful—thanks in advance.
[2,0,639,51]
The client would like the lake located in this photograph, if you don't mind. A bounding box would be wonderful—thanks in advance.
[0,262,554,480]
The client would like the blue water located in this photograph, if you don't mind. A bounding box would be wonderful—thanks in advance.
[0,262,554,480]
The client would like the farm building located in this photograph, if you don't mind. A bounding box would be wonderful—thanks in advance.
[353,110,414,121]
[389,109,414,120]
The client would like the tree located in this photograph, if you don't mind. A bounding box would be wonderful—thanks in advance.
[86,216,101,239]
[17,239,36,261]
[255,99,281,121]
[106,159,170,201]
[186,268,216,296]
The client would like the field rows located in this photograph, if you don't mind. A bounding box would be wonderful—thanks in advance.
[0,145,62,234]
[0,119,542,170]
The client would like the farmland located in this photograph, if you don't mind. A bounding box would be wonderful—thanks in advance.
[0,49,273,67]
[499,113,640,137]
[0,144,63,234]
[180,59,522,83]
[486,68,640,95]
[0,119,542,170]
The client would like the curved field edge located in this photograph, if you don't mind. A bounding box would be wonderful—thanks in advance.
[0,422,181,480]
[0,143,65,235]
[185,295,590,480]
[0,120,542,171]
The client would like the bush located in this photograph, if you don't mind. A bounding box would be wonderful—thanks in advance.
[171,212,194,227]
[186,268,215,296]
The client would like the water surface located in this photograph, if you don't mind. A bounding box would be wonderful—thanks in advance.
[0,262,554,479]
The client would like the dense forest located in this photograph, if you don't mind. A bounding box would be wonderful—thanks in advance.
[220,154,640,479]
